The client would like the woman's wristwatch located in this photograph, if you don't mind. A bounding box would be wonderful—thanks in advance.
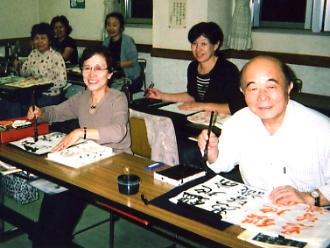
[311,190,320,207]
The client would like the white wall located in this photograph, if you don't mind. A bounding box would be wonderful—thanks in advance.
[38,0,105,40]
[2,0,329,57]
[143,56,330,96]
[153,0,207,50]
[0,0,39,39]
[0,0,329,96]
[142,0,330,96]
[251,30,330,56]
[229,59,330,96]
[208,0,232,48]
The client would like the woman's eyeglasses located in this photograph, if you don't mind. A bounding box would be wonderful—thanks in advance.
[82,66,108,73]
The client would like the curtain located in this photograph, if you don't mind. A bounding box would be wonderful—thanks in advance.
[226,0,252,50]
[311,0,325,32]
[104,0,121,15]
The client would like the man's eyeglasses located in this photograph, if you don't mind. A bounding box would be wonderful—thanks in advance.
[82,66,108,73]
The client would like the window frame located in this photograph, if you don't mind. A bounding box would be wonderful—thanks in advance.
[121,0,153,26]
[251,0,327,32]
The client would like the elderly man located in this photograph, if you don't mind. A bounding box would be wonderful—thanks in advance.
[198,56,329,207]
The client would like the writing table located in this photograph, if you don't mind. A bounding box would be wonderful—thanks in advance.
[0,144,258,247]
[66,66,85,87]
[130,101,221,140]
[0,77,53,106]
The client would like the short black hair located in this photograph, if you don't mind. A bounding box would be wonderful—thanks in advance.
[31,23,52,41]
[79,46,112,73]
[105,12,125,31]
[188,22,224,50]
[50,15,73,35]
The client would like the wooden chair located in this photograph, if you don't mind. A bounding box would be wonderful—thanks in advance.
[129,116,151,159]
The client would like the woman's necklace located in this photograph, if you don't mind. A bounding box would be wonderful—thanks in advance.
[89,99,98,113]
[90,97,98,109]
[89,105,96,114]
[89,89,108,113]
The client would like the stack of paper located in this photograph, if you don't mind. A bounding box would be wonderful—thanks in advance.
[6,78,53,88]
[170,175,330,248]
[0,75,25,85]
[0,160,22,175]
[154,165,206,186]
[47,140,113,168]
[10,132,67,155]
[187,111,231,129]
[159,102,199,116]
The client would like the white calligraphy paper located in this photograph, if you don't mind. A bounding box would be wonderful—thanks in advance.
[47,140,113,168]
[10,132,67,155]
[170,175,330,247]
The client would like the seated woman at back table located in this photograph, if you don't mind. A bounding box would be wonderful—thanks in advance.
[146,22,246,168]
[102,11,142,93]
[19,22,67,107]
[0,23,67,120]
[26,46,131,247]
[50,15,79,65]
[146,22,245,115]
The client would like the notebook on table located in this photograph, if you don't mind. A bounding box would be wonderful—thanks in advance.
[154,164,206,186]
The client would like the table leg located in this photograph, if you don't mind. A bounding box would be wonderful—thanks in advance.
[109,211,115,248]
[0,175,4,233]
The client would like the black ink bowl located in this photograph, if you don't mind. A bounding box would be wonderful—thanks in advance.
[117,174,140,195]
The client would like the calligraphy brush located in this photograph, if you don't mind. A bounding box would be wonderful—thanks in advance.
[202,111,217,163]
[31,90,38,142]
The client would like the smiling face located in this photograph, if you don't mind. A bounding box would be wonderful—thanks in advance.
[106,17,122,41]
[82,54,112,92]
[240,57,293,130]
[191,35,219,63]
[33,34,50,53]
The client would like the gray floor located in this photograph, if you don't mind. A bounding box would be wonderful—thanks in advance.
[0,193,204,248]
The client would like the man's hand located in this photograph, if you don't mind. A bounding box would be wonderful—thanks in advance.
[269,185,313,206]
[197,129,219,163]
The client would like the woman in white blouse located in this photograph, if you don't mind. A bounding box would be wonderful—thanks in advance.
[0,23,67,120]
[19,22,67,106]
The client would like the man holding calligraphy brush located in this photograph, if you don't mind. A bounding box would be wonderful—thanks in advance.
[198,56,330,207]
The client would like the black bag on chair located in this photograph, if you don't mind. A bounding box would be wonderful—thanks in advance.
[1,172,39,205]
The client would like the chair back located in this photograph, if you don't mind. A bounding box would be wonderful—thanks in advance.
[137,58,147,90]
[129,116,151,158]
[292,78,303,93]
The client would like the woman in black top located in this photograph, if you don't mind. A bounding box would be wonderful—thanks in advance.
[146,22,246,168]
[147,22,245,115]
[50,15,78,65]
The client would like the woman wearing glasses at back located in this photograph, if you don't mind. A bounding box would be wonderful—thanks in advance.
[26,46,131,247]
